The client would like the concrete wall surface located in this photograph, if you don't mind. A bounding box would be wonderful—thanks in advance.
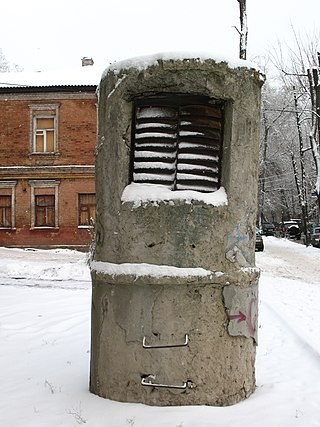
[90,267,259,406]
[91,55,263,406]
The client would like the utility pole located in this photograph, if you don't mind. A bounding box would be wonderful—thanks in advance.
[237,0,248,60]
[315,52,320,148]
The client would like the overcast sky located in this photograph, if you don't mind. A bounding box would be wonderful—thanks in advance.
[1,0,319,72]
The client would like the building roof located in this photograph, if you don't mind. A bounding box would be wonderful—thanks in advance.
[0,65,104,91]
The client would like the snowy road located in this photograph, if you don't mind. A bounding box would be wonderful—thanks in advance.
[0,240,320,427]
[256,236,320,284]
[256,237,320,357]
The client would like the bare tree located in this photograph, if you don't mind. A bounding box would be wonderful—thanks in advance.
[258,84,296,226]
[0,49,10,72]
[265,31,320,235]
[0,49,21,72]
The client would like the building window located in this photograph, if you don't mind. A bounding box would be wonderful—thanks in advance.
[29,180,60,229]
[0,195,12,228]
[0,181,16,229]
[78,193,96,227]
[29,104,60,154]
[35,195,55,227]
[132,95,224,193]
[34,116,56,153]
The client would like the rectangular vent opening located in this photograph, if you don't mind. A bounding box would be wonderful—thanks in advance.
[132,96,224,193]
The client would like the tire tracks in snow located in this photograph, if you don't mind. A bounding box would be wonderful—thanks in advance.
[262,300,320,364]
[0,277,90,290]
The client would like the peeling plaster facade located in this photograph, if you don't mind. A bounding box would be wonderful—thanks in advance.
[90,55,264,406]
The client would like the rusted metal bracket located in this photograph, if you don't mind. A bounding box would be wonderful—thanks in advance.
[142,334,189,349]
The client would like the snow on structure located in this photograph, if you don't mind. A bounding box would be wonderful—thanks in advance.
[104,51,260,76]
[91,260,214,279]
[121,183,228,208]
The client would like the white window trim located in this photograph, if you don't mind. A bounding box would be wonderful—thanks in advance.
[29,180,60,229]
[33,115,56,153]
[0,181,17,229]
[29,103,60,155]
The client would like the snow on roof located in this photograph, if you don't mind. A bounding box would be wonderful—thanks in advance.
[105,51,260,76]
[0,52,261,89]
[0,65,104,89]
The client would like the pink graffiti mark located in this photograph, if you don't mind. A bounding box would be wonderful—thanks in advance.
[228,311,247,323]
[227,297,258,339]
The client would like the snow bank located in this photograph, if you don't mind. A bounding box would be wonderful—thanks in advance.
[0,246,90,283]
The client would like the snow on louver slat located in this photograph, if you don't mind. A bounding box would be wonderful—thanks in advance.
[133,106,177,187]
[132,99,223,192]
[177,104,223,192]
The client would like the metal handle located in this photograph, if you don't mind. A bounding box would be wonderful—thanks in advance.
[141,375,187,390]
[142,334,189,349]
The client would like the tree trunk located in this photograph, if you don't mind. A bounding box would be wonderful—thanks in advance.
[307,68,320,224]
[259,105,269,225]
[293,87,310,245]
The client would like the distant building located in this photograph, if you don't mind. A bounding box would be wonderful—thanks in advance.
[0,63,101,249]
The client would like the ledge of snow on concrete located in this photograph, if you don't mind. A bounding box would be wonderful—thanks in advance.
[104,51,261,76]
[121,183,228,208]
[91,260,215,279]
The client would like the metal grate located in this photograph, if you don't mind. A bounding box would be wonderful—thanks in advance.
[132,96,224,192]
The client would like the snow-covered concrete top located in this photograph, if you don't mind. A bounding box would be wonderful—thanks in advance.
[105,51,260,76]
[90,260,259,286]
[91,260,214,279]
[0,65,104,88]
[121,183,228,208]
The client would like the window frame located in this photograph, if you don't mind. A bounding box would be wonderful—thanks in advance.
[29,103,60,155]
[0,181,16,229]
[78,193,96,228]
[131,95,224,193]
[0,196,12,228]
[33,115,56,153]
[29,180,60,229]
[35,194,55,227]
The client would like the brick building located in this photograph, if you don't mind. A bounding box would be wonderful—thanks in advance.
[0,62,101,249]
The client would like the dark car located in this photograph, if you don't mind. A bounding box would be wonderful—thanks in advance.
[262,222,275,236]
[255,227,264,251]
[282,220,301,240]
[311,226,320,248]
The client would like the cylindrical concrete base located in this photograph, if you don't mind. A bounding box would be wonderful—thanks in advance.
[90,268,258,406]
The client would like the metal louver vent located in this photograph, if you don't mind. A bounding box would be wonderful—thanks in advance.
[132,97,224,192]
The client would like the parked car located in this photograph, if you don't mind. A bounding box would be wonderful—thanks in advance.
[255,227,264,251]
[311,226,320,248]
[262,222,275,236]
[281,220,302,240]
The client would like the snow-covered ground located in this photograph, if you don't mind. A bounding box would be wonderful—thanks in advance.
[0,238,320,427]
